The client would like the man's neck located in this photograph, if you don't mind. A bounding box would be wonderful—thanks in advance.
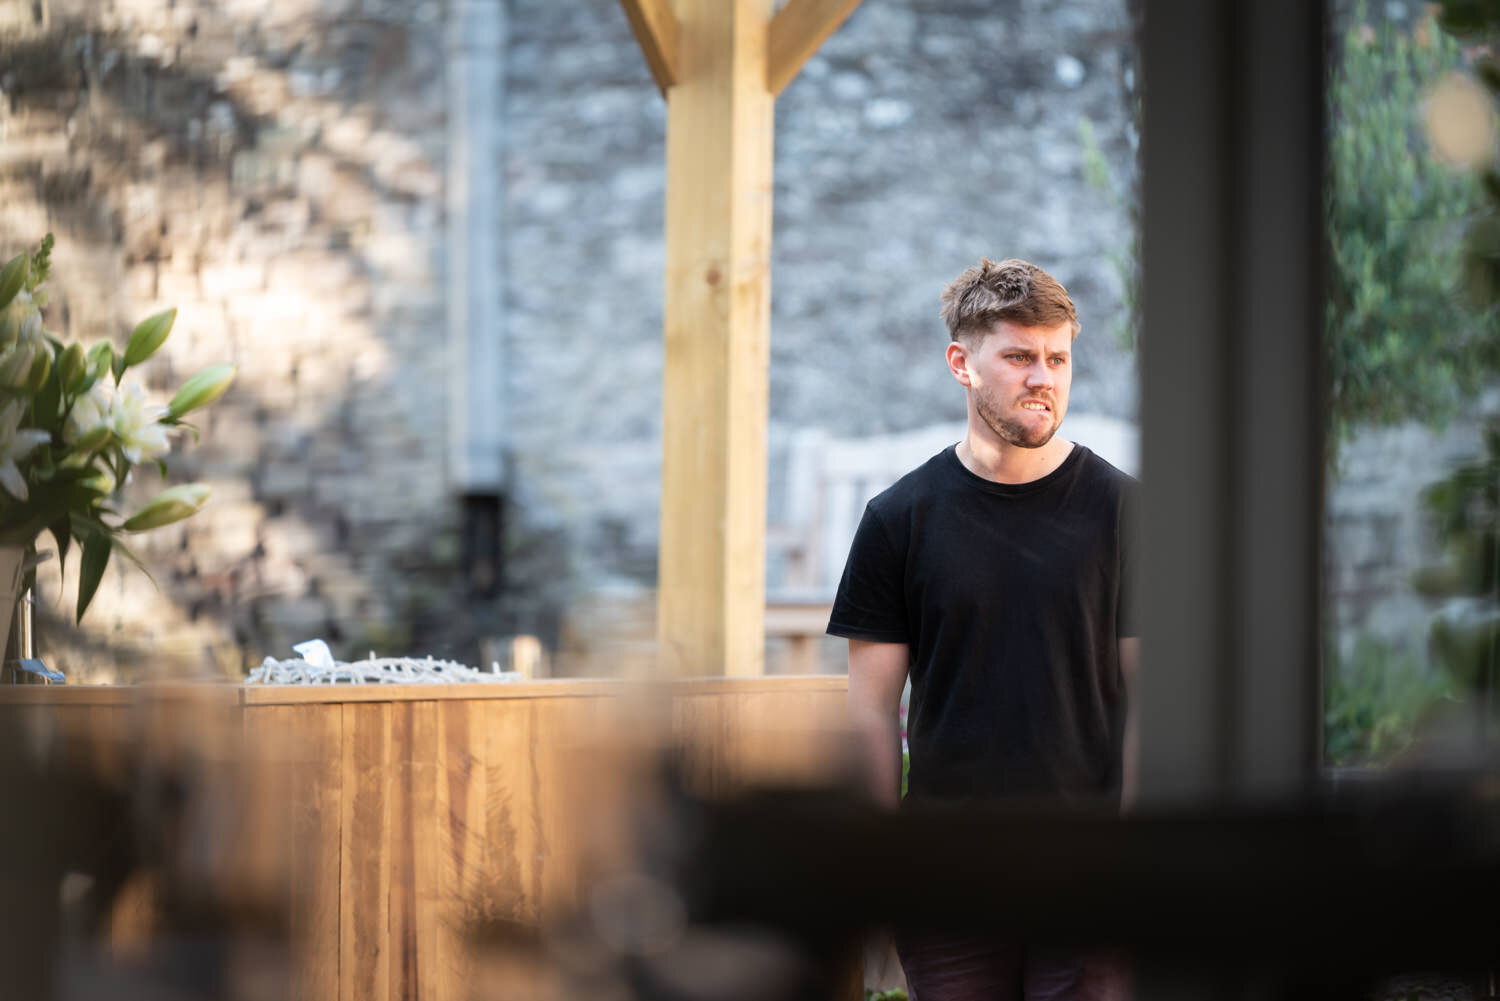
[956,429,1074,485]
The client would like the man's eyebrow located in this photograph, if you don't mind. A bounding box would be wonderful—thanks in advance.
[1002,346,1070,356]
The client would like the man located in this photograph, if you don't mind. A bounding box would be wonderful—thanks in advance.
[828,258,1138,1001]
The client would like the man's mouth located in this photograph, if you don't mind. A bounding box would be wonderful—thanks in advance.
[1019,400,1051,412]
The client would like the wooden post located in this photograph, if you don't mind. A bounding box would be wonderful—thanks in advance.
[620,0,862,677]
[658,0,775,677]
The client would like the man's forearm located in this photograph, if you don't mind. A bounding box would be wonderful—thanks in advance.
[851,711,903,808]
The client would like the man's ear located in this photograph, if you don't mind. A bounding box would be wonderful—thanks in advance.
[946,340,972,387]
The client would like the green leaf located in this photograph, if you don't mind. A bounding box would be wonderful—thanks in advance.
[0,253,28,310]
[122,307,176,368]
[76,528,111,624]
[47,517,70,577]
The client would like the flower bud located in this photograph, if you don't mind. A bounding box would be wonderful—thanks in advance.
[0,253,28,311]
[85,342,114,388]
[58,342,86,393]
[0,339,35,389]
[122,308,176,368]
[0,297,31,348]
[23,344,51,396]
[122,483,211,532]
[79,468,117,496]
[168,363,236,417]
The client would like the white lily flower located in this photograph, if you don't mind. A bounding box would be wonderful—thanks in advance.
[108,382,170,465]
[0,399,51,501]
[65,383,112,445]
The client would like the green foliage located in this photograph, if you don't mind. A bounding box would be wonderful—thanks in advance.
[1078,115,1141,352]
[0,234,236,622]
[1418,422,1500,589]
[1326,6,1500,449]
[1414,420,1500,692]
[865,990,908,1001]
[1325,634,1460,765]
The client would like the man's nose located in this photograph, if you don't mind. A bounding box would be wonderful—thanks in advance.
[1025,363,1053,388]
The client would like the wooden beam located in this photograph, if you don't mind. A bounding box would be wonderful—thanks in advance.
[618,0,680,97]
[766,0,863,95]
[658,0,776,676]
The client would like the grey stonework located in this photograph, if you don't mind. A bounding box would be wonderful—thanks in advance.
[0,0,1484,684]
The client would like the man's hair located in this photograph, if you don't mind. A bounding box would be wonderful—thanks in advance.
[939,258,1080,343]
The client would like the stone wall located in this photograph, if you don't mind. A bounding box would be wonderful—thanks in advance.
[3,0,457,679]
[2,0,1140,680]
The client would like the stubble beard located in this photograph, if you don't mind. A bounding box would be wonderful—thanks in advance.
[975,389,1060,450]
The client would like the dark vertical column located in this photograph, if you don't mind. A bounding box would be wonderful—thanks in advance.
[1137,0,1325,808]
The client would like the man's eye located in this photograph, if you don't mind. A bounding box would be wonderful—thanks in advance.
[1050,357,1068,366]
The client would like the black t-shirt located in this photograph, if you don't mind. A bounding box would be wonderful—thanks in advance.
[827,443,1136,806]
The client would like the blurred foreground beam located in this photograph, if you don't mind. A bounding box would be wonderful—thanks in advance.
[1138,0,1324,807]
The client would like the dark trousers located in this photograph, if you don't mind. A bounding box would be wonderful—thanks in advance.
[894,929,1132,1001]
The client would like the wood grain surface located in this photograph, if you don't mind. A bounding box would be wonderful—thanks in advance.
[8,677,854,1001]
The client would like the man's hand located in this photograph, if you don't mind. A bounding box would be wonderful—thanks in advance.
[847,639,909,809]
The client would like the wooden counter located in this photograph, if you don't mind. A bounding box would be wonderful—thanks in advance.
[1,676,855,1001]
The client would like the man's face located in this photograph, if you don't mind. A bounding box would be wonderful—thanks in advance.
[953,319,1073,449]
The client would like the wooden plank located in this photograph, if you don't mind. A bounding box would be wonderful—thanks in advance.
[201,672,858,705]
[341,701,393,1001]
[245,704,342,1001]
[0,685,136,705]
[412,701,444,1001]
[386,702,422,1001]
[531,696,642,916]
[243,680,629,705]
[481,698,541,926]
[766,0,864,95]
[618,0,680,97]
[659,0,777,678]
[430,699,494,997]
[671,693,729,794]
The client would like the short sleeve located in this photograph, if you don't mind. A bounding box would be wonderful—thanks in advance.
[827,502,909,643]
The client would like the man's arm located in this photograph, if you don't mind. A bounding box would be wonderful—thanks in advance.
[1119,635,1141,812]
[847,639,910,809]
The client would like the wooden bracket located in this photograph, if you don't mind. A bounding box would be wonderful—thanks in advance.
[619,0,681,97]
[766,0,864,95]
